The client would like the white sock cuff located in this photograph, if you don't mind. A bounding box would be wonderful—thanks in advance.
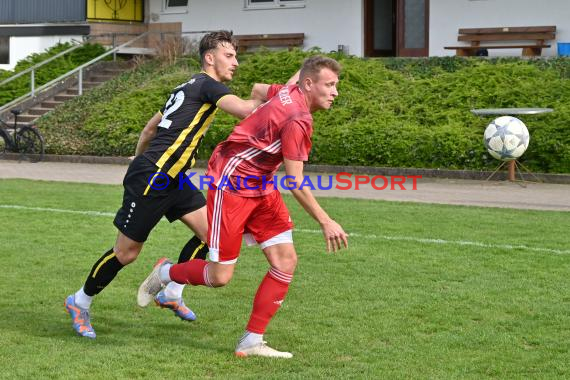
[239,331,263,346]
[164,282,185,299]
[74,287,93,309]
[159,263,172,284]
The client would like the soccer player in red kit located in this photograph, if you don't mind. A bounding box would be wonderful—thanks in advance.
[138,56,348,358]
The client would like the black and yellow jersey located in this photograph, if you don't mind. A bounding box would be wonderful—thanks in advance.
[143,72,231,178]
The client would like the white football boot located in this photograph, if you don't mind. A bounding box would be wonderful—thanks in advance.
[137,257,171,307]
[235,341,293,359]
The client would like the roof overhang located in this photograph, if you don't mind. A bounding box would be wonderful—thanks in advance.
[0,24,90,37]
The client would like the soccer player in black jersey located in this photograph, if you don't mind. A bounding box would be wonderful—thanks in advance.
[64,30,296,339]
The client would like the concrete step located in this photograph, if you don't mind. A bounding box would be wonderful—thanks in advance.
[54,94,77,102]
[1,120,33,128]
[67,81,102,94]
[28,107,52,116]
[89,74,115,82]
[66,87,96,95]
[16,114,39,123]
[101,68,126,75]
[41,100,64,108]
[82,81,101,88]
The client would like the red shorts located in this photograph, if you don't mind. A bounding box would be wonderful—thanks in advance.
[207,187,294,264]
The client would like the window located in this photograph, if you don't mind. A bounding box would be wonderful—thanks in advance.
[245,0,305,10]
[166,0,188,7]
[163,0,188,14]
[164,0,188,10]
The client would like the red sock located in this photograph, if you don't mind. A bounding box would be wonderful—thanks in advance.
[246,267,293,334]
[169,259,212,287]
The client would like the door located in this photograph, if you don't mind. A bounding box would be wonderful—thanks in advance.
[364,0,395,57]
[364,0,429,57]
[396,0,429,57]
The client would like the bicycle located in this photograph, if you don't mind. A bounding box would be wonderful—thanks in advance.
[0,109,45,163]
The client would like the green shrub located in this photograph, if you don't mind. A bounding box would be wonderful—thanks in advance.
[36,52,570,173]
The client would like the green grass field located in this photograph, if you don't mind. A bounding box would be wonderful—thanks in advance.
[0,179,569,379]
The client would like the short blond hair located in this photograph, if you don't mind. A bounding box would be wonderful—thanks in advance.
[299,56,341,81]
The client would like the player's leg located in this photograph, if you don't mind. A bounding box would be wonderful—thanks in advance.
[137,187,249,304]
[246,241,297,334]
[137,246,237,306]
[167,186,209,266]
[65,232,145,339]
[169,187,246,287]
[153,234,206,321]
[65,156,166,338]
[235,240,296,359]
[155,188,208,321]
[179,205,208,243]
[235,192,295,358]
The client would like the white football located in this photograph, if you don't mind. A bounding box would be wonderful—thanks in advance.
[483,116,530,161]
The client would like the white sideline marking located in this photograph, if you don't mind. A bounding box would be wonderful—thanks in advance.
[0,204,115,217]
[296,229,570,255]
[296,231,570,255]
[2,204,569,255]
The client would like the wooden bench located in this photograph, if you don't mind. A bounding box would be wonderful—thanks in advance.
[234,33,304,53]
[444,26,556,57]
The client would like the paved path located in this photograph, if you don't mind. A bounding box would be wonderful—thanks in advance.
[1,160,569,211]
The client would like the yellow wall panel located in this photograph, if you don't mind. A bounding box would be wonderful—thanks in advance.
[87,0,143,22]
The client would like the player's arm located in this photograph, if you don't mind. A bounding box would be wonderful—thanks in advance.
[283,158,348,252]
[251,84,271,102]
[286,70,300,85]
[217,69,301,118]
[216,95,264,120]
[251,70,301,102]
[134,112,162,156]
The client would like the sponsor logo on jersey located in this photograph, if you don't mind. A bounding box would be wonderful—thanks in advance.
[278,87,293,106]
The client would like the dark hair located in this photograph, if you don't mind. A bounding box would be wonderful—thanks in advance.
[299,56,341,81]
[199,30,237,65]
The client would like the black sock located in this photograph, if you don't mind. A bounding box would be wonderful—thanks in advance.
[178,235,208,263]
[83,248,125,296]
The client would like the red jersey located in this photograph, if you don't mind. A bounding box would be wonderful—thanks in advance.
[206,84,313,197]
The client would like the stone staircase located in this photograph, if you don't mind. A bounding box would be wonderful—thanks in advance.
[7,61,133,126]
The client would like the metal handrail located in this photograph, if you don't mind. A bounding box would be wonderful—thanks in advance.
[0,30,211,86]
[0,30,212,115]
[0,41,84,88]
[0,32,150,114]
[0,33,146,90]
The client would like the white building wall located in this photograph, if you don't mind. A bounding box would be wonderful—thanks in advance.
[4,0,563,70]
[148,0,364,56]
[430,0,570,57]
[0,35,79,70]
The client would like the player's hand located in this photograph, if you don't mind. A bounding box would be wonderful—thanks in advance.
[320,219,348,253]
[128,155,136,161]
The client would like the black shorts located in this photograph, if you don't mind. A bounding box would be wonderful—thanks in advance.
[113,156,205,242]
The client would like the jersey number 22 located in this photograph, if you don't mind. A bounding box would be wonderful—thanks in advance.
[158,91,185,129]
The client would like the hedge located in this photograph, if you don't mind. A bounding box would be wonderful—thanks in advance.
[36,50,570,173]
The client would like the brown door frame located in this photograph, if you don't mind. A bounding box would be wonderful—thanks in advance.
[364,0,429,57]
[364,0,374,56]
[395,0,429,57]
[364,0,396,57]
